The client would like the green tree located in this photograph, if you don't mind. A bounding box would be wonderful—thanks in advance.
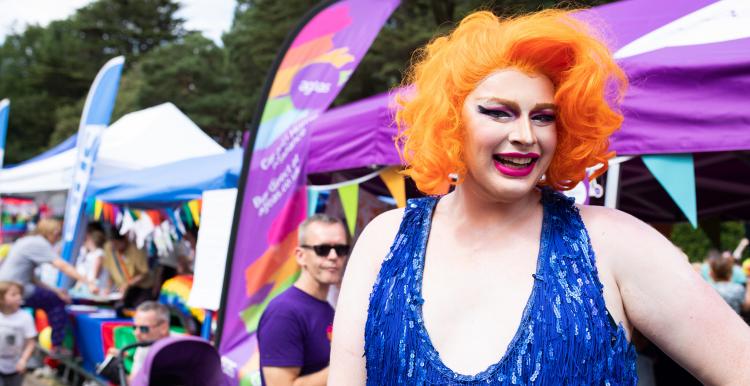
[0,26,59,163]
[223,0,318,125]
[0,0,187,163]
[135,32,239,145]
[671,221,747,263]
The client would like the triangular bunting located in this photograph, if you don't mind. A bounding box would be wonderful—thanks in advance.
[119,210,136,236]
[85,198,95,218]
[171,208,186,237]
[188,200,201,227]
[307,189,321,217]
[379,166,406,208]
[182,203,194,228]
[147,210,161,226]
[642,154,697,228]
[338,183,359,236]
[94,199,103,221]
[113,205,122,226]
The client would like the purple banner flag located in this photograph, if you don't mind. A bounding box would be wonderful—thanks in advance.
[216,1,399,383]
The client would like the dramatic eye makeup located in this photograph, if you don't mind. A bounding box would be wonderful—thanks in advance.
[477,105,516,119]
[477,98,556,125]
[530,108,556,125]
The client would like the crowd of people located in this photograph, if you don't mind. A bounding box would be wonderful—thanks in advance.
[0,217,196,384]
[697,238,750,316]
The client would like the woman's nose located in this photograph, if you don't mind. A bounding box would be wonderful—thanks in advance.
[508,118,536,145]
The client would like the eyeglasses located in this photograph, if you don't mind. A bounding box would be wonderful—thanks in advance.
[300,244,350,257]
[133,320,164,334]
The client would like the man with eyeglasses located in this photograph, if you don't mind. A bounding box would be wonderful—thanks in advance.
[258,214,349,386]
[107,301,170,381]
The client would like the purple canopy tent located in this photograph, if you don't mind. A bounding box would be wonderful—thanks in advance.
[308,91,401,174]
[577,0,750,223]
[307,0,750,223]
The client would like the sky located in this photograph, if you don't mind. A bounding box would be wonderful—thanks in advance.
[0,0,236,46]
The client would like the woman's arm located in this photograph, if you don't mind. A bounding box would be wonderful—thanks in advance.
[329,208,403,386]
[51,257,88,283]
[585,207,750,385]
[732,238,749,260]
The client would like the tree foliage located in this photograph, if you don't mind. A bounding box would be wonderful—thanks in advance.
[0,0,185,163]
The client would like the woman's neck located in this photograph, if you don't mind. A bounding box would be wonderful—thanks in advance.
[441,182,540,228]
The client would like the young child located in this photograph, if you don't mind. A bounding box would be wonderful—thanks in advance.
[0,281,36,386]
[73,229,107,295]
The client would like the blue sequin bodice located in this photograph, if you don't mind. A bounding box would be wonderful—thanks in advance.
[364,189,637,385]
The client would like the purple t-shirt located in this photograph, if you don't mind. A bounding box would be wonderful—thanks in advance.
[257,286,334,384]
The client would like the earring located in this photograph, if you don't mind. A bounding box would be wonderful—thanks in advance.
[448,172,459,183]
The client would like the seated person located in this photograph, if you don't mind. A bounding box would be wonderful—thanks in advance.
[107,301,170,382]
[102,232,153,309]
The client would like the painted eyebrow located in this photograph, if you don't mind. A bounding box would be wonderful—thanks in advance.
[532,103,557,112]
[478,98,556,113]
[478,98,520,113]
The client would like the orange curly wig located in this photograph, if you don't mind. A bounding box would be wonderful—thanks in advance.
[395,9,627,195]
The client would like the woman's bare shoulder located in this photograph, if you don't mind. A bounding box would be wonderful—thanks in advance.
[352,207,405,270]
[577,204,687,273]
[577,204,658,245]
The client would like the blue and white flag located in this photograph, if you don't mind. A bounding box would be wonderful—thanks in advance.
[61,56,124,265]
[0,98,9,169]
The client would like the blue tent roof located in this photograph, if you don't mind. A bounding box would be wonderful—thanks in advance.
[4,134,78,169]
[86,149,242,206]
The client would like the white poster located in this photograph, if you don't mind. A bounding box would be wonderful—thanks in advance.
[188,188,237,310]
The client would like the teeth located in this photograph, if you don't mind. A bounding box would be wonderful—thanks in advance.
[498,156,533,165]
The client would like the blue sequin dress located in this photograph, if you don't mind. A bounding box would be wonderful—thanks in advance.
[364,189,637,385]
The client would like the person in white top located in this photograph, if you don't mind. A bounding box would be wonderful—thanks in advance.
[0,281,36,386]
[73,228,107,293]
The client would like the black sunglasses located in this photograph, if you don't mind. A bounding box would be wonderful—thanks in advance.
[301,244,350,257]
[133,320,164,334]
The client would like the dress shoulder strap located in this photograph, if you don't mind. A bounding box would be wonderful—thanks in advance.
[375,196,437,279]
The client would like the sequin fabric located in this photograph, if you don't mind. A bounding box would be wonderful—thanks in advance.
[364,189,637,385]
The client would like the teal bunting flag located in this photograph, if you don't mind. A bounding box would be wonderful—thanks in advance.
[307,189,321,217]
[642,154,697,228]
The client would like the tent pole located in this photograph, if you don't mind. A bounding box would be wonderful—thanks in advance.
[604,161,621,208]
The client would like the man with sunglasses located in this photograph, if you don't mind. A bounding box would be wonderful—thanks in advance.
[107,301,170,382]
[258,214,349,386]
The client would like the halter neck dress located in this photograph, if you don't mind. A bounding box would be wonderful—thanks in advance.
[364,189,637,385]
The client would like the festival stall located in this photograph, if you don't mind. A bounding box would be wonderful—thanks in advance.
[0,101,231,375]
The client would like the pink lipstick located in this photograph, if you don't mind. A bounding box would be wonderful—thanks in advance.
[493,152,539,177]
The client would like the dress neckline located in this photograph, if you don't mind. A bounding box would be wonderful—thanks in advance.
[410,192,552,382]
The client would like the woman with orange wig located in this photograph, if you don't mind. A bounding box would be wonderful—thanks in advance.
[330,9,750,386]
